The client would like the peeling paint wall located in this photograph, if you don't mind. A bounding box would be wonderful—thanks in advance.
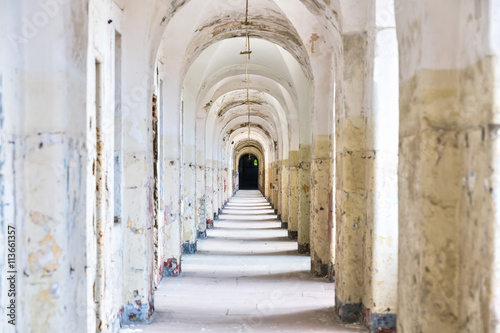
[0,3,6,331]
[1,1,90,332]
[396,0,500,331]
[335,17,399,329]
[280,159,290,224]
[288,151,300,237]
[196,149,206,238]
[181,144,196,248]
[298,145,311,253]
[311,135,332,276]
[363,15,399,321]
[335,30,367,312]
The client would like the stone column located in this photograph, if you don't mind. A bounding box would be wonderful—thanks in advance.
[162,90,182,276]
[335,32,367,321]
[217,160,223,213]
[298,145,311,254]
[288,151,300,239]
[212,158,219,219]
[362,5,399,330]
[195,147,206,239]
[269,162,275,206]
[310,136,332,276]
[274,161,280,212]
[181,99,197,254]
[396,1,500,331]
[264,161,271,199]
[280,159,290,228]
[276,160,282,217]
[205,160,214,228]
[215,159,221,214]
[121,70,155,324]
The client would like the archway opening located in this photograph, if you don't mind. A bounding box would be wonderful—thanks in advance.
[238,154,259,189]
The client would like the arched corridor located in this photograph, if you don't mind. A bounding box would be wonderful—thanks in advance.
[1,0,500,333]
[126,190,364,332]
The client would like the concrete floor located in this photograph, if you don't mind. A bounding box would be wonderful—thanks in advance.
[121,190,366,333]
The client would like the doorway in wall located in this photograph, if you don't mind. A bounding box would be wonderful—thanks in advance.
[238,154,259,189]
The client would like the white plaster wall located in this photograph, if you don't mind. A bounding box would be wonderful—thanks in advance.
[1,1,90,332]
[0,3,7,332]
[363,1,399,314]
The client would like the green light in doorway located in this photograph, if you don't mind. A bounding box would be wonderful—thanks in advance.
[254,159,258,166]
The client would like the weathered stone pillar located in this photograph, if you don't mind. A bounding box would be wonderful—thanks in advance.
[181,103,197,253]
[216,160,223,213]
[264,161,271,199]
[212,159,219,219]
[205,160,214,228]
[224,164,230,203]
[273,161,279,213]
[335,32,367,322]
[269,162,275,206]
[288,151,300,239]
[162,107,182,275]
[276,160,282,217]
[121,76,156,324]
[280,159,290,228]
[396,1,500,331]
[335,5,400,329]
[298,145,311,254]
[310,136,332,276]
[361,7,399,330]
[270,162,274,203]
[195,147,206,239]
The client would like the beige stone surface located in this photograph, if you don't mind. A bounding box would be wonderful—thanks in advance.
[299,146,312,247]
[280,159,290,224]
[398,58,500,332]
[310,136,333,275]
[289,151,300,233]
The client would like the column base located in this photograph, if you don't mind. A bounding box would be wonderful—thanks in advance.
[163,258,181,277]
[362,305,397,333]
[335,296,362,323]
[328,263,335,282]
[182,241,197,254]
[288,230,298,239]
[281,221,288,229]
[298,243,310,254]
[206,219,214,229]
[122,297,154,325]
[311,261,329,277]
[197,230,207,239]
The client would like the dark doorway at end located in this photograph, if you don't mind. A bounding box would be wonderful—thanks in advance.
[239,154,259,189]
